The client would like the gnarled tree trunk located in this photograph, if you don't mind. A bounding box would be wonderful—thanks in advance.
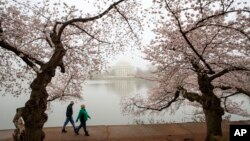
[199,75,224,141]
[13,107,25,141]
[203,95,224,141]
[16,33,65,141]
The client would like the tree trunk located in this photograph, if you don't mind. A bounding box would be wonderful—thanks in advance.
[203,95,224,141]
[197,74,225,141]
[14,33,66,141]
[20,77,49,141]
[23,128,45,141]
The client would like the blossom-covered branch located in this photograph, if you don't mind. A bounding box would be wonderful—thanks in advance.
[210,67,250,81]
[57,0,126,39]
[164,0,215,74]
[69,23,110,44]
[0,40,44,73]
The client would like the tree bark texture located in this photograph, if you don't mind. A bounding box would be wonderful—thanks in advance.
[16,33,65,141]
[203,95,224,141]
[13,108,25,141]
[198,74,224,141]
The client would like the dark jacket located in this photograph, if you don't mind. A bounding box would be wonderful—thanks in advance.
[66,104,73,117]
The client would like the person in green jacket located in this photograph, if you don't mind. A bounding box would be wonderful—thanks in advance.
[75,104,91,136]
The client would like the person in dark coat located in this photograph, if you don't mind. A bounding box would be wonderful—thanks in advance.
[62,101,76,133]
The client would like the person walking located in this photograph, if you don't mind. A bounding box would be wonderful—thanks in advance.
[62,101,77,133]
[75,104,91,136]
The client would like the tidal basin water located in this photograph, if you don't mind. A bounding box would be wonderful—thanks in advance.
[0,79,249,130]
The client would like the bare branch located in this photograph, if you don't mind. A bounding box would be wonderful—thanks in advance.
[134,90,180,111]
[220,92,241,99]
[221,91,241,112]
[220,0,225,11]
[214,85,232,90]
[47,94,80,102]
[198,0,204,17]
[235,88,250,97]
[224,0,234,12]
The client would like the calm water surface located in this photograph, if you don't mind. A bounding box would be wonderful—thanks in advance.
[0,79,249,130]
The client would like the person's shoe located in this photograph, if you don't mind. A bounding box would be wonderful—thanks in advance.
[75,131,79,135]
[74,128,79,135]
[85,132,90,136]
[85,133,90,136]
[62,129,67,133]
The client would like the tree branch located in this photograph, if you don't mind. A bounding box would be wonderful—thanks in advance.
[164,0,215,74]
[42,21,54,48]
[235,88,250,97]
[201,29,221,56]
[58,61,65,73]
[198,0,204,17]
[186,10,250,34]
[58,0,126,39]
[181,31,215,74]
[216,85,250,98]
[214,85,232,90]
[210,66,250,80]
[114,6,138,39]
[220,92,241,99]
[178,86,202,104]
[47,75,77,102]
[206,24,250,41]
[47,94,80,102]
[221,91,241,112]
[133,90,180,111]
[0,40,44,73]
[69,23,110,44]
[224,0,235,12]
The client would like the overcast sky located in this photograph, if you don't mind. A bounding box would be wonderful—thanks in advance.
[56,0,154,70]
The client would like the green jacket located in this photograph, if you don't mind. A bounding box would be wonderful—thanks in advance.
[76,108,91,122]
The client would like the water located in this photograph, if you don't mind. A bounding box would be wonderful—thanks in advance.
[0,79,249,130]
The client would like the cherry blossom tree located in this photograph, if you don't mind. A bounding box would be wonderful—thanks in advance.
[123,0,250,141]
[0,0,140,140]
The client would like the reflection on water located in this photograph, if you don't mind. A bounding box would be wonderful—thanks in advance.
[105,79,153,97]
[0,79,249,130]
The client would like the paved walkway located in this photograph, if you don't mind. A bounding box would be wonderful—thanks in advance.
[0,121,249,141]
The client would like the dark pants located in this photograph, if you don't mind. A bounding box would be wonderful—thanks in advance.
[62,116,76,130]
[76,120,88,135]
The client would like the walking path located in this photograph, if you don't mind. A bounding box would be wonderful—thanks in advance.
[0,121,249,141]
